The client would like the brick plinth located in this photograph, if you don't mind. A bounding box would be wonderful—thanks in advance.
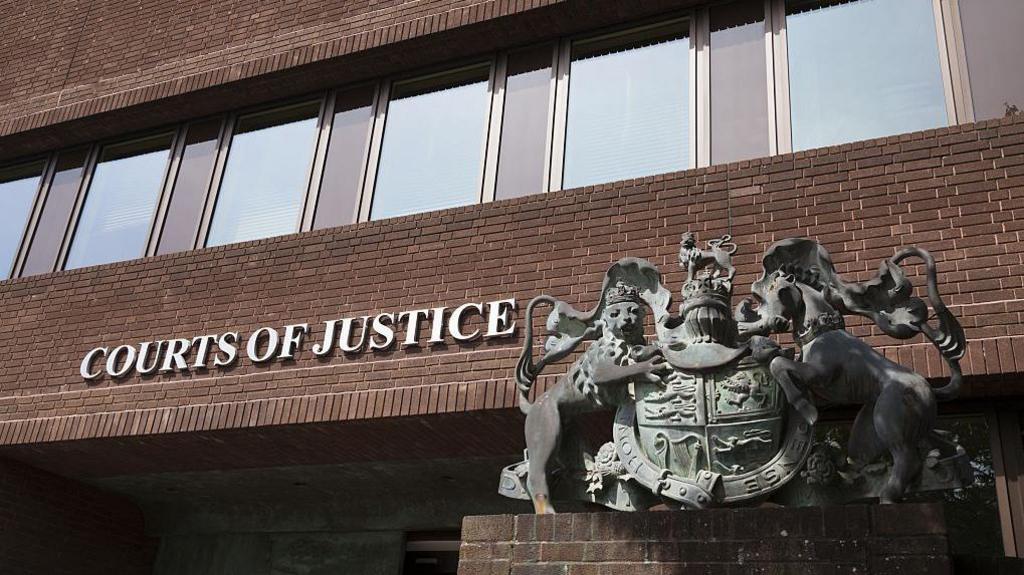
[459,504,951,574]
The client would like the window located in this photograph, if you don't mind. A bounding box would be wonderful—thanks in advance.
[64,134,173,269]
[786,0,948,151]
[370,66,492,220]
[563,21,691,189]
[9,9,1005,270]
[313,86,376,229]
[710,0,771,164]
[157,119,222,255]
[22,149,89,276]
[0,161,44,279]
[956,0,1024,122]
[495,45,555,200]
[206,102,320,247]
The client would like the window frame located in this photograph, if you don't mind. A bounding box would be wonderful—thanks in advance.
[195,97,329,248]
[700,0,784,164]
[772,0,961,152]
[57,132,177,271]
[0,2,994,278]
[358,60,499,222]
[149,117,227,257]
[548,15,699,191]
[6,154,57,279]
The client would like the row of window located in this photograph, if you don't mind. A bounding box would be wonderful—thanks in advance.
[0,0,1021,279]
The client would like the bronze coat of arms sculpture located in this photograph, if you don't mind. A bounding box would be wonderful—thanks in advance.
[500,234,971,513]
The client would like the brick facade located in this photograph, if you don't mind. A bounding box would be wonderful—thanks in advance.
[1,0,1020,572]
[0,457,155,574]
[0,0,703,161]
[458,504,953,574]
[0,113,1021,455]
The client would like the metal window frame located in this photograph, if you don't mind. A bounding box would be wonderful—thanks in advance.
[145,123,189,258]
[694,9,710,168]
[13,146,94,277]
[489,41,560,199]
[194,96,327,248]
[541,42,561,194]
[358,60,497,222]
[0,2,991,274]
[149,116,231,256]
[304,82,381,230]
[358,80,390,223]
[300,91,336,231]
[938,0,975,124]
[771,0,963,153]
[931,0,960,125]
[549,38,571,193]
[57,131,178,271]
[549,14,699,191]
[482,53,507,203]
[698,0,781,164]
[195,112,238,249]
[769,0,793,155]
[9,154,57,279]
[54,145,101,271]
[348,82,384,226]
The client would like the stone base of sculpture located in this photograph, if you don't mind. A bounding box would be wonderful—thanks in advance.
[459,503,954,574]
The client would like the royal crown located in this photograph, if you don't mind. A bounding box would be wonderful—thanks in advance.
[605,281,644,305]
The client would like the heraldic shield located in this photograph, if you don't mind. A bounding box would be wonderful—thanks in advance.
[618,355,812,507]
[606,233,813,508]
[500,231,973,513]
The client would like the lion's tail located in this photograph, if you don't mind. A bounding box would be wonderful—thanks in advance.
[515,295,557,415]
[891,248,966,400]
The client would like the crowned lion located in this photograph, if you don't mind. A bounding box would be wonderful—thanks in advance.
[515,261,670,514]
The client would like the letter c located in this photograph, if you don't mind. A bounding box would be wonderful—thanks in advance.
[448,302,484,342]
[80,347,108,380]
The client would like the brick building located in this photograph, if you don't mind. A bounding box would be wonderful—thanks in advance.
[0,0,1022,572]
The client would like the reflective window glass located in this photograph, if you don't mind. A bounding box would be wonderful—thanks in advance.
[65,134,173,269]
[496,45,554,200]
[0,161,45,279]
[710,1,771,164]
[564,21,691,189]
[787,0,948,151]
[957,0,1024,121]
[157,118,222,255]
[206,102,320,247]
[371,66,491,220]
[313,86,376,229]
[22,148,89,276]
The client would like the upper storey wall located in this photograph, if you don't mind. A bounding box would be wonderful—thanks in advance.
[0,0,694,160]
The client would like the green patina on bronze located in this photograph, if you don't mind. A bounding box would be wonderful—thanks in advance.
[501,232,972,512]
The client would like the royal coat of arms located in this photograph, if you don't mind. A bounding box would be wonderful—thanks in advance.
[499,233,972,513]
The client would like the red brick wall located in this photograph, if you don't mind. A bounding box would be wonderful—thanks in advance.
[0,0,699,160]
[459,504,953,574]
[0,456,155,574]
[0,0,530,132]
[0,114,1020,449]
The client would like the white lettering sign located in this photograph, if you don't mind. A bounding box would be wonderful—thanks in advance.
[80,298,518,381]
